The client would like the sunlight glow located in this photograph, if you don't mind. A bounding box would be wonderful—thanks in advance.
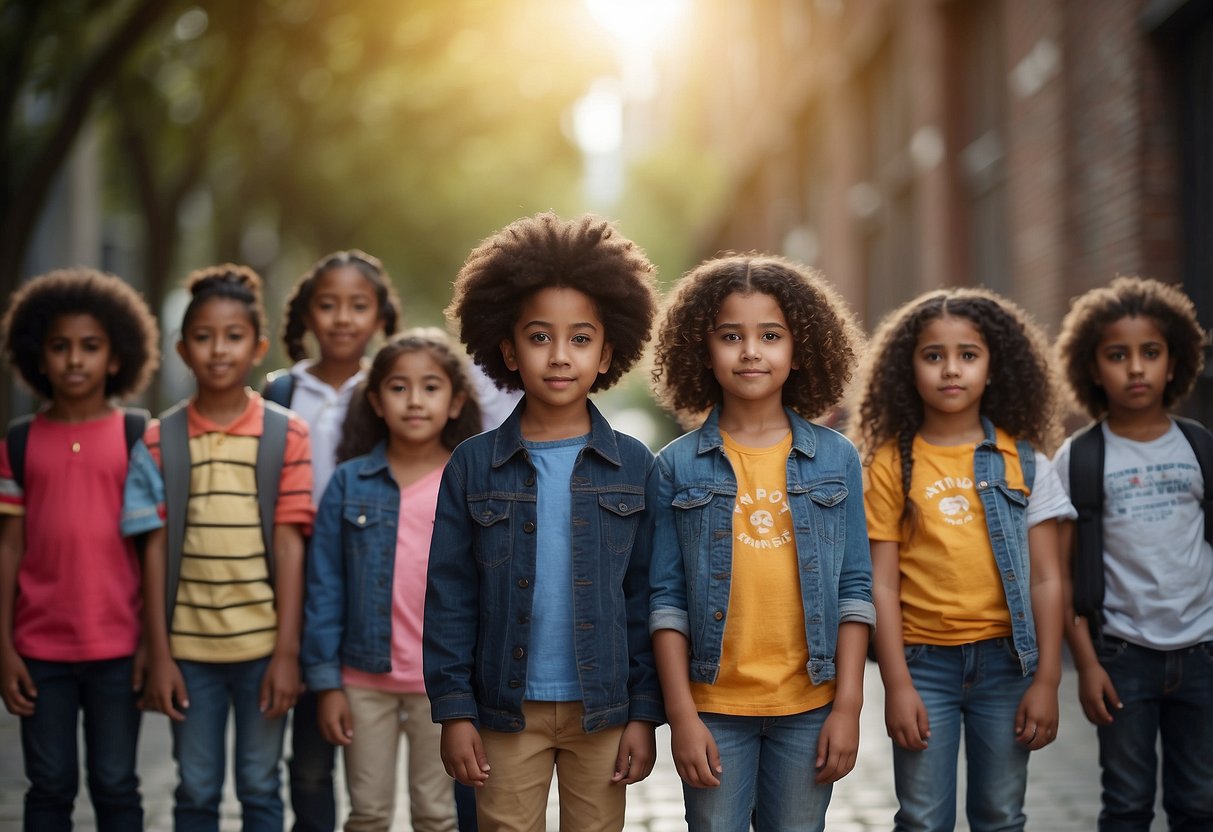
[584,0,688,47]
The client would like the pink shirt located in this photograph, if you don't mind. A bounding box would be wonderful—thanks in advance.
[0,410,142,661]
[342,465,443,694]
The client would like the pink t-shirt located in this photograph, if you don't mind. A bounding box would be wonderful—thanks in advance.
[342,465,443,694]
[0,410,142,661]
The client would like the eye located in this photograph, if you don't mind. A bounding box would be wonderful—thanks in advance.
[571,334,591,345]
[388,383,406,393]
[721,332,741,343]
[529,333,551,344]
[922,351,941,362]
[1106,350,1125,362]
[425,383,441,393]
[761,331,781,342]
[1143,347,1161,359]
[962,350,979,361]
[316,301,335,312]
[353,302,371,313]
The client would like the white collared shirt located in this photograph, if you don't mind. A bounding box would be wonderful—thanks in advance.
[288,359,365,502]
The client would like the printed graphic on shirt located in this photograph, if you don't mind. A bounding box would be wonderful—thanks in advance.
[734,486,793,551]
[1106,460,1200,525]
[923,474,977,527]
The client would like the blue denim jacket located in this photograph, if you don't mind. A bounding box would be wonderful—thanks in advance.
[972,417,1039,676]
[649,407,875,686]
[422,399,664,733]
[301,441,402,692]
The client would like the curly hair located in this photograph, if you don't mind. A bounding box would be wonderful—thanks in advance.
[337,327,482,462]
[850,288,1062,532]
[280,250,401,362]
[1055,276,1205,419]
[2,267,160,401]
[651,254,863,422]
[181,263,266,339]
[446,212,658,393]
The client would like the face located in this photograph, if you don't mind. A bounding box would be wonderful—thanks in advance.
[1092,315,1174,418]
[40,313,119,404]
[369,349,466,449]
[707,291,795,409]
[304,265,383,363]
[912,315,990,420]
[176,298,268,394]
[499,287,613,411]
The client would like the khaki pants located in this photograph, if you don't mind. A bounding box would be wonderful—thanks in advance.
[476,700,625,832]
[343,686,456,832]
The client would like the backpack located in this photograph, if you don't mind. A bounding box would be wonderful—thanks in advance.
[262,369,295,408]
[5,408,149,489]
[157,398,291,623]
[1068,417,1213,641]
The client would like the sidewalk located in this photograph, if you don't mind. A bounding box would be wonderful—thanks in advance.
[0,662,1162,830]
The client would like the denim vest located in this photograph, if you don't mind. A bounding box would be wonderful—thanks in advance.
[301,441,404,692]
[422,399,664,733]
[649,407,876,686]
[973,417,1039,675]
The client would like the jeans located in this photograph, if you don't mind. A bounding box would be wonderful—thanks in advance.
[289,689,336,832]
[19,656,142,832]
[172,657,288,832]
[1095,638,1213,831]
[683,706,834,832]
[892,639,1032,832]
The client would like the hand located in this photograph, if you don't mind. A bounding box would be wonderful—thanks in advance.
[815,707,859,784]
[145,652,189,721]
[317,689,354,746]
[259,651,301,719]
[1015,678,1059,750]
[131,641,148,707]
[668,713,722,788]
[884,682,930,751]
[441,719,490,787]
[0,646,36,717]
[1076,664,1121,726]
[611,721,657,785]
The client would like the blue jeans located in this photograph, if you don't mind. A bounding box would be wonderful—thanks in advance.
[683,705,834,832]
[288,689,335,832]
[172,657,288,832]
[19,656,142,832]
[1095,638,1213,831]
[892,639,1032,832]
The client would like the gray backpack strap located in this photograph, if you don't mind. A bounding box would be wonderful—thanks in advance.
[257,400,292,584]
[159,402,191,625]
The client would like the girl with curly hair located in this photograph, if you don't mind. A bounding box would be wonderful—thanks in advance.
[648,254,873,832]
[0,267,159,831]
[1052,276,1212,830]
[851,287,1072,832]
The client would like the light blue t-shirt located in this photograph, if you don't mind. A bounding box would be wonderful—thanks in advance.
[523,435,586,701]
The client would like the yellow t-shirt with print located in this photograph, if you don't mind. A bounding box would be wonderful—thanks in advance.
[690,430,836,716]
[864,429,1031,646]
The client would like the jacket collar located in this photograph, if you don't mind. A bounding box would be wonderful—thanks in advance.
[695,405,817,458]
[355,440,393,478]
[491,397,622,468]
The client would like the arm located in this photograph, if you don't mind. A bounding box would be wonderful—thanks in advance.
[0,515,35,716]
[141,525,188,720]
[815,621,867,783]
[620,452,664,725]
[1058,520,1119,725]
[871,539,928,751]
[1016,518,1063,748]
[260,522,304,719]
[653,628,721,788]
[302,472,352,742]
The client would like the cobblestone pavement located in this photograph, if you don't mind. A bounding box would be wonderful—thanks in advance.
[0,662,1163,830]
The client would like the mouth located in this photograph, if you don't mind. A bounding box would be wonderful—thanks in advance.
[735,369,769,378]
[545,376,576,388]
[939,385,965,394]
[1126,382,1150,393]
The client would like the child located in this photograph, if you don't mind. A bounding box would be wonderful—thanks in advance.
[647,255,873,832]
[121,265,315,831]
[302,328,481,832]
[0,267,159,831]
[853,288,1073,832]
[423,212,663,831]
[266,249,401,832]
[1052,276,1212,830]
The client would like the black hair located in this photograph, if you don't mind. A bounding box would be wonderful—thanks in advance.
[181,263,266,339]
[1,267,160,401]
[446,212,658,393]
[281,249,402,362]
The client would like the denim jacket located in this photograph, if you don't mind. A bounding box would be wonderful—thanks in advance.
[649,407,875,686]
[422,399,664,734]
[301,441,403,692]
[972,417,1040,675]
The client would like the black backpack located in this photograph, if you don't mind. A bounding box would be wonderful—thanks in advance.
[6,409,149,489]
[262,369,295,409]
[1068,417,1213,640]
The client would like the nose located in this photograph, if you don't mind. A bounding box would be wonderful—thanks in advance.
[942,356,960,377]
[334,302,352,323]
[67,345,84,367]
[741,335,761,360]
[549,340,570,366]
[1127,351,1144,375]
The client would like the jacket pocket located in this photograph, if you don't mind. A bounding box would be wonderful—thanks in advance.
[599,491,645,555]
[804,479,848,545]
[342,503,385,559]
[468,497,511,567]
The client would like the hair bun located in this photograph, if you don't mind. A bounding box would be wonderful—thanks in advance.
[187,264,262,299]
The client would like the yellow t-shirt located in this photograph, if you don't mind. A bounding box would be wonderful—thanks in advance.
[691,431,836,716]
[864,430,1030,646]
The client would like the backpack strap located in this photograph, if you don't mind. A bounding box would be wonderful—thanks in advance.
[1068,420,1106,640]
[257,400,291,585]
[4,415,36,490]
[122,408,150,452]
[262,370,295,409]
[159,402,192,625]
[1174,416,1213,546]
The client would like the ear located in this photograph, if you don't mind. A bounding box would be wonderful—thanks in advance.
[597,342,614,376]
[252,336,270,367]
[107,353,121,377]
[500,338,518,371]
[448,390,468,421]
[176,340,189,366]
[1167,354,1177,383]
[367,389,384,418]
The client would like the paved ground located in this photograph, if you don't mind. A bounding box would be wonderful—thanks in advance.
[0,661,1164,830]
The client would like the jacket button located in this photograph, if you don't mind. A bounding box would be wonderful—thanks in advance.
[357,514,367,525]
[977,481,988,489]
[513,647,525,659]
[524,475,535,486]
[509,680,522,688]
[713,610,724,621]
[517,578,529,589]
[523,521,536,533]
[618,501,628,511]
